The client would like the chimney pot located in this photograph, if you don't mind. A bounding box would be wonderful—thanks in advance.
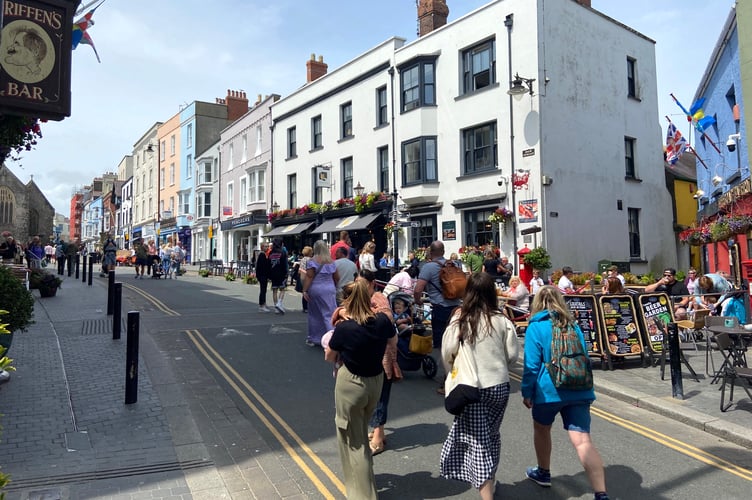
[306,53,328,83]
[418,0,449,37]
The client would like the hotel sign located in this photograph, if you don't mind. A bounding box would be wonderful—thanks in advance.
[0,0,78,120]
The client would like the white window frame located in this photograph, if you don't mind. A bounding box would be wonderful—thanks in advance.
[239,175,248,208]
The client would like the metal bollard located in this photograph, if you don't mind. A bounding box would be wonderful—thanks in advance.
[107,270,115,315]
[82,254,87,282]
[75,255,80,280]
[88,258,93,286]
[125,311,139,404]
[113,283,122,340]
[668,322,684,400]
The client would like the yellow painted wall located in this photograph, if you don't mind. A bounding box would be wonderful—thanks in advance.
[674,178,701,270]
[158,112,181,221]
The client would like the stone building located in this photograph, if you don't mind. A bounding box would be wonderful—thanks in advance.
[0,165,55,247]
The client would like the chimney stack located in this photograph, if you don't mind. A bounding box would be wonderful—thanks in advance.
[418,0,449,37]
[574,0,592,7]
[225,89,249,122]
[306,53,328,83]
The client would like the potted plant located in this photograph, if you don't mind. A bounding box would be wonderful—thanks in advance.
[523,246,552,272]
[244,273,259,284]
[224,272,236,281]
[38,272,63,297]
[198,268,211,277]
[1,311,16,384]
[0,266,34,354]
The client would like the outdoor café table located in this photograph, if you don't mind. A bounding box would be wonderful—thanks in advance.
[706,325,751,383]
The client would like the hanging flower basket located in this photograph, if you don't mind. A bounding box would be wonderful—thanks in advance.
[488,207,514,225]
[384,221,403,239]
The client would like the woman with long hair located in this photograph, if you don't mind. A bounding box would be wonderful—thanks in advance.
[327,279,395,499]
[302,240,339,346]
[521,286,609,499]
[440,273,519,500]
[359,241,377,272]
[601,276,624,294]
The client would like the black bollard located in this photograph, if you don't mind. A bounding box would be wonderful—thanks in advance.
[82,254,87,282]
[87,258,93,286]
[75,255,80,280]
[125,311,139,404]
[113,283,122,340]
[668,322,684,400]
[107,270,115,315]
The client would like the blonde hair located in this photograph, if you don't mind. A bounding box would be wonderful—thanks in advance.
[361,241,375,254]
[301,245,313,257]
[313,240,332,264]
[343,279,376,324]
[529,285,574,329]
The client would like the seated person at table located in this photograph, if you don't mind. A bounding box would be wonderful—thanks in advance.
[601,276,624,294]
[644,268,690,320]
[502,275,529,319]
[720,290,746,325]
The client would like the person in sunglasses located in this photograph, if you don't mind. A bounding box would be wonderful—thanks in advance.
[644,268,690,319]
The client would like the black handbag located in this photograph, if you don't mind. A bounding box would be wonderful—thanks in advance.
[444,384,481,415]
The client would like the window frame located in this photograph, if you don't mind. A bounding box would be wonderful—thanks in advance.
[410,215,438,250]
[400,58,436,112]
[341,157,354,198]
[627,57,637,98]
[378,146,389,192]
[239,175,248,208]
[462,121,497,174]
[287,126,297,158]
[311,115,323,150]
[462,39,496,94]
[340,101,353,139]
[402,136,438,186]
[376,86,388,126]
[628,207,641,258]
[463,208,500,247]
[624,137,636,178]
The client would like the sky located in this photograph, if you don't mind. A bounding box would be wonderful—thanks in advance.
[3,0,735,215]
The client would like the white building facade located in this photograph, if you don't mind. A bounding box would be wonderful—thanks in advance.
[269,0,674,274]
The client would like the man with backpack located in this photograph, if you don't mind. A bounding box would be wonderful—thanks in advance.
[413,240,462,350]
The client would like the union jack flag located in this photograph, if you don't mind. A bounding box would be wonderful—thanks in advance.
[665,122,687,165]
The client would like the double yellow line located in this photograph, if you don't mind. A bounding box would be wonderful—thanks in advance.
[123,283,179,316]
[508,372,752,481]
[186,329,345,498]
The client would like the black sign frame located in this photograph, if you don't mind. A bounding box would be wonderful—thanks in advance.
[635,293,675,356]
[596,294,646,362]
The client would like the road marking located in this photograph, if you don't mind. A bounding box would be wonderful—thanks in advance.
[123,283,179,316]
[508,372,752,481]
[185,329,344,498]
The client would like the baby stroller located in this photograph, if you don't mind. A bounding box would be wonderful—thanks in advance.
[391,292,438,379]
[151,257,164,279]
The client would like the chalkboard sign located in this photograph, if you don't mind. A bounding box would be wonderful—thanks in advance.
[636,293,675,353]
[597,294,644,356]
[564,294,603,355]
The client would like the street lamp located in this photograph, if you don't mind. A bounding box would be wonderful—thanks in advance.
[271,201,280,213]
[507,73,536,98]
[354,181,365,197]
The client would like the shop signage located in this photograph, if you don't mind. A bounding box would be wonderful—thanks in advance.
[0,0,77,120]
[719,178,752,208]
[220,213,265,230]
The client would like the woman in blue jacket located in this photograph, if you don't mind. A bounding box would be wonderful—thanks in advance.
[521,286,610,500]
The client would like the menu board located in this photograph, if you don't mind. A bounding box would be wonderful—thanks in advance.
[636,293,675,353]
[597,294,644,356]
[564,295,602,354]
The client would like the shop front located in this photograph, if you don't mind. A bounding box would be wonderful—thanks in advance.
[219,213,267,264]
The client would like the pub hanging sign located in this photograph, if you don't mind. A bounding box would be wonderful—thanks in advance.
[0,0,78,120]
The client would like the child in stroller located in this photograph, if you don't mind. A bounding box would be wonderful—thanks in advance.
[391,292,437,378]
[151,257,164,279]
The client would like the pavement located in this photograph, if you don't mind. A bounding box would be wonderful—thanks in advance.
[0,265,751,499]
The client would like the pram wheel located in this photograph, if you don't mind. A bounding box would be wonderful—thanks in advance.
[422,356,437,379]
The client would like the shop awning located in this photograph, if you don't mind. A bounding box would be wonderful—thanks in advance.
[265,221,316,237]
[312,212,382,234]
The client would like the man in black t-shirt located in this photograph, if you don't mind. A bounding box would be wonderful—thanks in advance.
[644,267,690,319]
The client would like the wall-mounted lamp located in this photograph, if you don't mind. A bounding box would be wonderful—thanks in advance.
[541,175,554,186]
[271,201,280,212]
[711,175,723,187]
[507,73,536,98]
[694,189,706,199]
[354,181,365,197]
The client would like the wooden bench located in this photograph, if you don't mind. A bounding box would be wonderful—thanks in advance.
[2,264,29,290]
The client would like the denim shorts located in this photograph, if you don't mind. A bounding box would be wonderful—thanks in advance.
[532,401,592,433]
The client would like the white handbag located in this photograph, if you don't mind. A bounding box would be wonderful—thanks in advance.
[444,339,481,415]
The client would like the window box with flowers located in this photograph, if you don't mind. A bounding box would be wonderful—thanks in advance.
[268,192,391,224]
[488,207,514,227]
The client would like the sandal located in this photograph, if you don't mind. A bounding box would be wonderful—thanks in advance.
[370,441,385,456]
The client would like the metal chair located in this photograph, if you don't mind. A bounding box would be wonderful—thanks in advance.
[714,332,752,411]
[675,308,710,350]
[704,316,739,379]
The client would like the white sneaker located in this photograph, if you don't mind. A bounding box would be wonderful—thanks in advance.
[259,306,270,313]
[275,301,285,314]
